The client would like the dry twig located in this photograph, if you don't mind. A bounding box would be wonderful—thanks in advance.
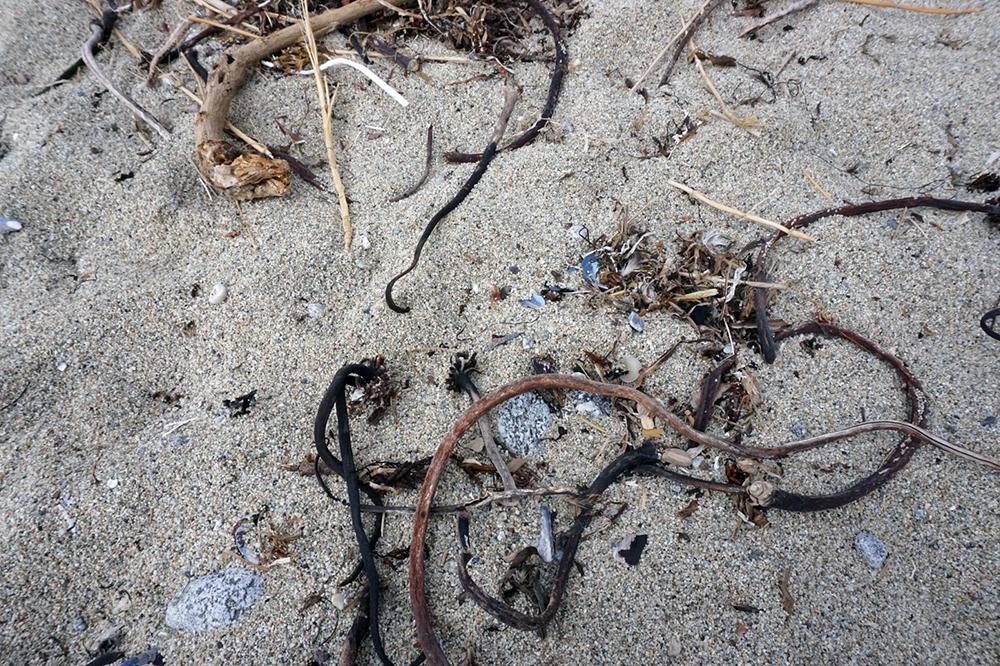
[81,9,171,138]
[301,0,352,248]
[631,0,725,90]
[667,179,815,241]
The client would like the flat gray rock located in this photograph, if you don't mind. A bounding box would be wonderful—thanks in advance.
[854,531,888,569]
[165,567,264,633]
[495,392,551,457]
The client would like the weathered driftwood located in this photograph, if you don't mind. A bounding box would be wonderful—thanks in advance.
[193,0,414,200]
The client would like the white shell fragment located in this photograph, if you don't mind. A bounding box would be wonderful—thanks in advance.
[208,283,228,305]
[536,505,555,563]
[1,217,22,234]
[620,355,641,383]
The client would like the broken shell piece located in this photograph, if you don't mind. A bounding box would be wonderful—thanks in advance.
[627,311,645,332]
[611,533,648,566]
[1,217,22,234]
[536,505,555,563]
[519,293,545,309]
[620,355,641,383]
[209,283,228,305]
[580,251,601,287]
[661,448,694,467]
[701,228,733,255]
[233,518,261,565]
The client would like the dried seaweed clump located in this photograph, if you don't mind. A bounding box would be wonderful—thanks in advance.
[346,355,399,424]
[585,206,758,340]
[377,0,584,62]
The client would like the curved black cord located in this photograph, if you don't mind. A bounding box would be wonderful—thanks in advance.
[313,363,396,665]
[981,308,1000,341]
[384,142,499,313]
[444,0,567,162]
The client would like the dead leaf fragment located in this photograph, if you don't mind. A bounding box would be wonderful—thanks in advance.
[676,499,699,519]
[778,566,795,614]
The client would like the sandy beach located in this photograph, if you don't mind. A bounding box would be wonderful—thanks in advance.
[1,0,998,664]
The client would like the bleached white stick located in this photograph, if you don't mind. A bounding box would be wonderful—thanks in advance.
[296,57,408,107]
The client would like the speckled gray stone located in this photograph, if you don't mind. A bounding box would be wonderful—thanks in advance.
[165,568,263,633]
[495,392,551,457]
[854,532,889,569]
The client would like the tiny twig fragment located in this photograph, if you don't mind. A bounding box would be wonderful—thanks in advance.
[667,180,816,241]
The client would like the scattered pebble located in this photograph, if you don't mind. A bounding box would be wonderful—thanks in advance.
[72,617,88,633]
[105,478,119,489]
[854,531,888,569]
[330,588,349,611]
[981,415,996,427]
[627,311,644,332]
[790,422,808,438]
[519,293,545,309]
[495,392,551,456]
[912,507,926,521]
[306,303,325,319]
[165,567,264,633]
[167,434,189,448]
[1,217,22,234]
[112,594,132,614]
[208,283,228,305]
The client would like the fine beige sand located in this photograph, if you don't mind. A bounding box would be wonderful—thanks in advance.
[1,1,998,664]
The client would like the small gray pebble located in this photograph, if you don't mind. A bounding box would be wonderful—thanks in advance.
[912,507,926,521]
[72,617,88,633]
[165,567,264,633]
[854,531,888,569]
[168,434,189,448]
[790,422,808,438]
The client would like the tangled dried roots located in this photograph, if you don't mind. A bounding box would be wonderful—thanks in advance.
[197,140,291,200]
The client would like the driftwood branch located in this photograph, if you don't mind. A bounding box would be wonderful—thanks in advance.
[193,0,415,200]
